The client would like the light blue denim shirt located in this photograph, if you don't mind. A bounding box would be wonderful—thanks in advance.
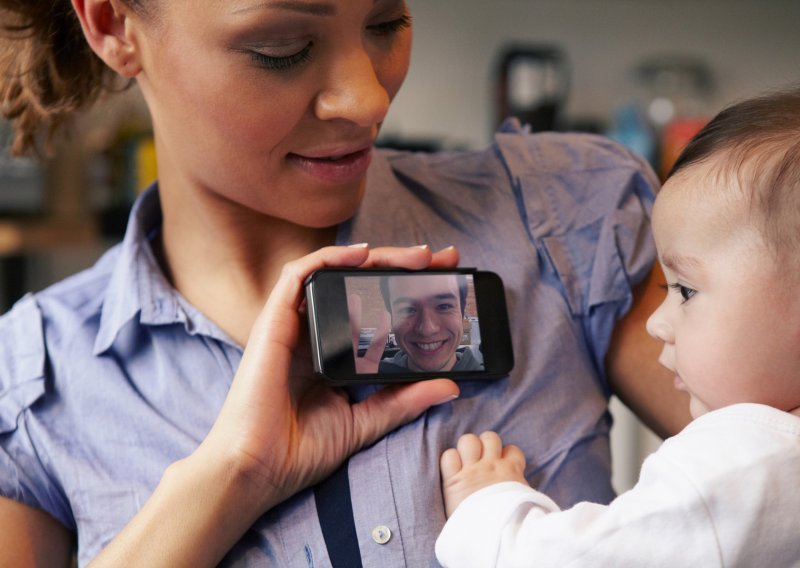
[0,120,658,566]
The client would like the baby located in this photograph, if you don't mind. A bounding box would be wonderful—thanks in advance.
[436,87,800,567]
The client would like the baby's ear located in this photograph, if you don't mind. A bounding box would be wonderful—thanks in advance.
[70,0,143,78]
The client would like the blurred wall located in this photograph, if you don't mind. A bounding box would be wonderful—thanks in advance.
[383,0,800,149]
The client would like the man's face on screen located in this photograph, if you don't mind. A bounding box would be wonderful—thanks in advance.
[388,275,463,372]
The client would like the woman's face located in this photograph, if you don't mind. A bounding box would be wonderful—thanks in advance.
[131,0,412,227]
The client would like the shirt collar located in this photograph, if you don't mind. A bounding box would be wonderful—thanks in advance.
[93,185,235,354]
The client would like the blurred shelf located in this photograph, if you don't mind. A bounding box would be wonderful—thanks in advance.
[0,218,99,256]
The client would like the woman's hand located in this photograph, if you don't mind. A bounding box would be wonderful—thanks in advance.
[91,244,460,568]
[199,244,461,513]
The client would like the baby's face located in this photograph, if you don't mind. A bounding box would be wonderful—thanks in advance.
[646,159,800,419]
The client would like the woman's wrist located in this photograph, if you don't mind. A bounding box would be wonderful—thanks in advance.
[179,438,287,520]
[90,449,274,567]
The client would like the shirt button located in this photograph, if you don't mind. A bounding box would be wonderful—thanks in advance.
[371,525,392,545]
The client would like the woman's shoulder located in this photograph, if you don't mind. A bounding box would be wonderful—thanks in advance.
[376,120,658,200]
[26,244,120,330]
[0,246,120,433]
[497,123,650,172]
[0,246,119,373]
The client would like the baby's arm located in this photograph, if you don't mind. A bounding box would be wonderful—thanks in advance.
[440,431,529,517]
[437,429,727,567]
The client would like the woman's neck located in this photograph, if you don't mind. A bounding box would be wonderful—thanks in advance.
[155,185,338,346]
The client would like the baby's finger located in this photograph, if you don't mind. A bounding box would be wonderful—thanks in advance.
[478,431,504,458]
[456,433,483,465]
[501,444,527,469]
[440,448,464,480]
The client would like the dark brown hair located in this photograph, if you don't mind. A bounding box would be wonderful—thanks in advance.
[0,1,130,156]
[667,86,800,255]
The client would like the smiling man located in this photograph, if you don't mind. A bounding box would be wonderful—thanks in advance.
[379,274,484,372]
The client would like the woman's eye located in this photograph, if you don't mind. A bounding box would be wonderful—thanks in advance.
[367,14,411,36]
[250,43,313,71]
[669,283,696,303]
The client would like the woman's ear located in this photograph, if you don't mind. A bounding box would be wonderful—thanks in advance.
[70,0,143,78]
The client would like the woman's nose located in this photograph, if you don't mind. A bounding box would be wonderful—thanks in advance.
[314,48,390,126]
[645,301,674,344]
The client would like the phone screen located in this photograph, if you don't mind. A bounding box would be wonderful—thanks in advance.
[345,273,485,374]
[305,268,513,384]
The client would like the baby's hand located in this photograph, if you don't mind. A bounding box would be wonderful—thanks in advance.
[440,431,528,517]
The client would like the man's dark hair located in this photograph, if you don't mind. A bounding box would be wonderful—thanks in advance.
[667,86,800,255]
[379,274,469,316]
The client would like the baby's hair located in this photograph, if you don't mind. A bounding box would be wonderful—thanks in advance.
[668,87,800,257]
[0,1,144,156]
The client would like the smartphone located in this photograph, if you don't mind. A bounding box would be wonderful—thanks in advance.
[305,267,514,384]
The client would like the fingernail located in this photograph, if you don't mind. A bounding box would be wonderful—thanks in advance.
[440,245,456,251]
[435,393,459,406]
[349,242,369,248]
[414,244,430,250]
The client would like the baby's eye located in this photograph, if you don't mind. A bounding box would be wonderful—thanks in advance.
[669,283,696,303]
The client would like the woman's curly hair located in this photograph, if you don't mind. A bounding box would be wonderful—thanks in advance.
[0,0,126,156]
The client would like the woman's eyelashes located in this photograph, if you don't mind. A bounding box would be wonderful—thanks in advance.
[669,282,697,303]
[250,43,313,71]
[248,14,411,72]
[367,13,411,36]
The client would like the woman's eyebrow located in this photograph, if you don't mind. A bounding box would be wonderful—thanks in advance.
[231,1,337,16]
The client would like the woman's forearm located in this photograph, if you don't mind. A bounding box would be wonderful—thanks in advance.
[89,451,266,568]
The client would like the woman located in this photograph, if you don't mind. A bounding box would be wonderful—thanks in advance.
[0,0,690,565]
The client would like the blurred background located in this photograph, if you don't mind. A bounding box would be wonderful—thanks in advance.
[1,0,798,493]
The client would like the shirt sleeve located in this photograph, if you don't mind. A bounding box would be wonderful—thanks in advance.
[435,449,722,567]
[435,481,561,567]
[495,121,659,386]
[0,294,68,526]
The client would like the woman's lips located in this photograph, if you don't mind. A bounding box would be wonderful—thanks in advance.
[287,147,372,185]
